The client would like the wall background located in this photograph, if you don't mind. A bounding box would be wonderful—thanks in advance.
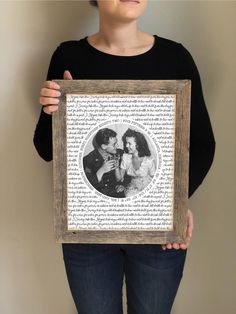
[0,1,235,313]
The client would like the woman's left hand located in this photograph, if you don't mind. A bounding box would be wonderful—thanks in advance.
[116,185,125,193]
[162,209,194,250]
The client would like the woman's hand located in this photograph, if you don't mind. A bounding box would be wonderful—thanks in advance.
[39,70,73,114]
[116,185,125,193]
[162,209,194,250]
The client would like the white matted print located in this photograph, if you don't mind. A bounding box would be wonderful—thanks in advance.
[67,94,176,231]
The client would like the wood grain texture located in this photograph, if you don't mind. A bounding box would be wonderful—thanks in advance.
[52,80,191,244]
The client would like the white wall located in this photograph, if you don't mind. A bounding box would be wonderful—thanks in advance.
[0,1,235,313]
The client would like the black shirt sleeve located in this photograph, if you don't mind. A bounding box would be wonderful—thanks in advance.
[33,45,65,161]
[178,45,215,197]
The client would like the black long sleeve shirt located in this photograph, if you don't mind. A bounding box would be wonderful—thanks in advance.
[33,35,215,197]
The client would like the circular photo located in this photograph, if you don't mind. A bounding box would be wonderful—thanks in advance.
[82,123,160,199]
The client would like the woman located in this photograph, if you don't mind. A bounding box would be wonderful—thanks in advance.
[116,128,156,197]
[34,1,215,313]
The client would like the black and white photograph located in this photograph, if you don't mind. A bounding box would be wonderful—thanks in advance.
[83,124,158,199]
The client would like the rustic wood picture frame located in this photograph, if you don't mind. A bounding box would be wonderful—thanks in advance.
[52,80,191,244]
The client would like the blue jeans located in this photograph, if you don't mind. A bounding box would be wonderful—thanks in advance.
[62,244,187,314]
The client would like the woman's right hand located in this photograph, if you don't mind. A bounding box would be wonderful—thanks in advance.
[39,70,73,115]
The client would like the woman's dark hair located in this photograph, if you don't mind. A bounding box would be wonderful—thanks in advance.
[95,128,117,147]
[89,0,98,7]
[122,128,151,157]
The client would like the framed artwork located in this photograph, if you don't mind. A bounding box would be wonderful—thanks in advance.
[52,80,191,244]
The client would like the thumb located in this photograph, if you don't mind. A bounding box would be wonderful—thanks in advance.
[63,70,73,80]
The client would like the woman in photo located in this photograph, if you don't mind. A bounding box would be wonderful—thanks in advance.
[115,128,156,197]
[33,0,215,313]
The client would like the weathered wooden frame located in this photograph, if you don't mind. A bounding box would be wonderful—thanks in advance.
[52,80,191,244]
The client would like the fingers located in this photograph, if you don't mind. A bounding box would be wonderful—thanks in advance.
[167,243,180,250]
[64,70,73,80]
[40,81,60,100]
[116,185,125,193]
[116,187,122,193]
[39,96,59,115]
[39,81,60,114]
[161,243,173,250]
[180,242,188,250]
[103,160,116,173]
[39,70,73,115]
[162,242,187,251]
[106,160,116,168]
[43,105,59,115]
[39,96,60,105]
[186,209,194,239]
[40,88,61,98]
[43,80,60,90]
[162,209,194,251]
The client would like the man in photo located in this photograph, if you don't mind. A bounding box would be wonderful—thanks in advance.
[83,128,130,198]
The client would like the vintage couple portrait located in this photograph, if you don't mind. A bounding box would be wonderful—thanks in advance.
[83,124,157,199]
